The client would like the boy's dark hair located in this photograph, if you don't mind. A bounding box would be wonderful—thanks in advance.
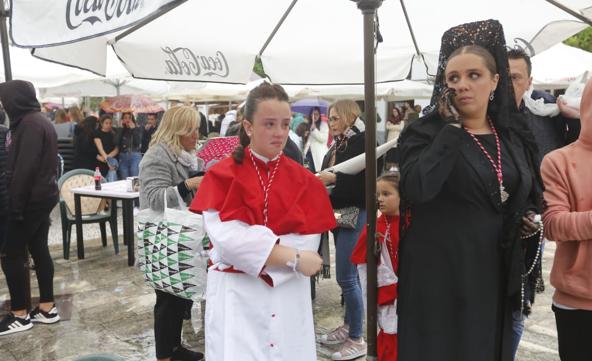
[507,48,532,76]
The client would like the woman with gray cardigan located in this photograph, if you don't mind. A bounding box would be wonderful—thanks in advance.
[139,106,204,361]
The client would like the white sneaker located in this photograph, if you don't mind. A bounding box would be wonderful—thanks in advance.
[30,305,61,324]
[0,313,33,336]
[331,337,367,360]
[319,324,349,345]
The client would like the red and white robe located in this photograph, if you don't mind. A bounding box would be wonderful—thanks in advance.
[352,214,399,361]
[190,147,336,361]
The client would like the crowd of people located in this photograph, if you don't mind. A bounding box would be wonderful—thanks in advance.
[0,18,590,361]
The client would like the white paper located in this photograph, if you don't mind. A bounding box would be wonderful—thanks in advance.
[322,138,398,175]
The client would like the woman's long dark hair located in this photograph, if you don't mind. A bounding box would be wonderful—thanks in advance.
[121,112,136,127]
[308,106,322,129]
[232,82,290,163]
[80,116,98,137]
[99,114,113,133]
[388,105,402,125]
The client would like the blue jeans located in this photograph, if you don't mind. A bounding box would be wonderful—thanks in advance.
[333,208,367,339]
[511,310,526,360]
[118,152,142,180]
[106,157,119,182]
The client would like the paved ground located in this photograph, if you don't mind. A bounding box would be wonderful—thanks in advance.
[0,206,561,360]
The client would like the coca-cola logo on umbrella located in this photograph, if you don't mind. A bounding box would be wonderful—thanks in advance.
[66,0,144,30]
[162,47,230,78]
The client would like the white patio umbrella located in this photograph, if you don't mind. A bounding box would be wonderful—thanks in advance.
[10,1,591,358]
[0,45,96,87]
[10,0,181,47]
[38,77,172,97]
[20,0,592,85]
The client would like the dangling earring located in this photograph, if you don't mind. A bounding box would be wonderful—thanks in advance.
[489,91,495,101]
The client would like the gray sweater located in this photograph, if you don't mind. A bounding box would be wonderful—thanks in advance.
[138,143,194,212]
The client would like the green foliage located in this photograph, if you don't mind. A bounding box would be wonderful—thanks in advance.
[87,97,104,112]
[564,26,592,52]
[253,56,266,78]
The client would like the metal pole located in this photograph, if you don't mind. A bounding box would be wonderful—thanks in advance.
[545,0,592,25]
[0,7,12,81]
[258,0,299,56]
[114,0,188,42]
[399,0,421,57]
[353,1,383,359]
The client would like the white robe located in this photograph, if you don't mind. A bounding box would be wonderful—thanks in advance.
[203,210,321,361]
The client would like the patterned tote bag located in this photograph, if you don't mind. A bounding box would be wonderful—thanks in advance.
[136,193,207,300]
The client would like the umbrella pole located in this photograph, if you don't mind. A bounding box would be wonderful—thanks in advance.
[0,7,12,81]
[545,0,592,25]
[354,1,383,360]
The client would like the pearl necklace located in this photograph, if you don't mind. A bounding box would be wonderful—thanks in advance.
[248,149,281,226]
[521,222,544,313]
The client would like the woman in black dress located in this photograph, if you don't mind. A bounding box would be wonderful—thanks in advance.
[93,114,119,180]
[73,116,99,170]
[397,20,543,361]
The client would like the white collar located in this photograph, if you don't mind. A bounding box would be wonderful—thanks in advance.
[250,148,280,164]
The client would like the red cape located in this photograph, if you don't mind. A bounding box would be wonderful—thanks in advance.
[352,214,400,305]
[190,148,336,235]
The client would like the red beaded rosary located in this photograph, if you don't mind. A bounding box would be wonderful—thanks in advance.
[464,119,509,203]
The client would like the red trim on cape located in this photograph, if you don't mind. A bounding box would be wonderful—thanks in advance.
[190,148,336,235]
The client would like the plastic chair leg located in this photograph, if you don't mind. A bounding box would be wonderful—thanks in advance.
[100,222,107,247]
[65,224,72,260]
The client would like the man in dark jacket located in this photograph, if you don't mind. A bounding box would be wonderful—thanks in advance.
[0,80,61,336]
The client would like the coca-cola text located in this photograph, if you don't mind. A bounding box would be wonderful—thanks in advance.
[66,0,143,30]
[162,47,230,78]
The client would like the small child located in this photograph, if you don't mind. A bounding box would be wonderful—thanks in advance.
[351,171,400,361]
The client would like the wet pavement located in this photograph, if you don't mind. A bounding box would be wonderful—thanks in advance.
[0,206,561,360]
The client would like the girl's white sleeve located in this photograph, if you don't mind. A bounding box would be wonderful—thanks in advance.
[203,210,278,277]
[203,210,321,287]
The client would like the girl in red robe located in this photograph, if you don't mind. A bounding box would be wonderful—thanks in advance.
[352,171,400,361]
[190,82,336,361]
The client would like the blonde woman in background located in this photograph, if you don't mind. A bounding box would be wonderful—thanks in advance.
[139,106,204,361]
[68,105,84,124]
[53,109,72,138]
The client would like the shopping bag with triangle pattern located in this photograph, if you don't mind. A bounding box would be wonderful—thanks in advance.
[136,193,207,300]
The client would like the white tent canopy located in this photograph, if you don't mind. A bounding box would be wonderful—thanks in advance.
[26,0,591,85]
[284,80,433,101]
[531,42,592,90]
